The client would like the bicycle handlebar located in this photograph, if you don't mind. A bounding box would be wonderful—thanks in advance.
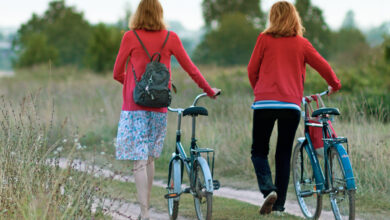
[302,90,329,104]
[167,107,184,113]
[168,91,221,113]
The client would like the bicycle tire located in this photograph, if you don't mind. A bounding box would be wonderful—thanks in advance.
[292,142,323,219]
[167,159,181,220]
[328,147,355,220]
[193,161,212,220]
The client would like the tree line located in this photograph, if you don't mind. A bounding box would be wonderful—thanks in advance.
[12,0,390,71]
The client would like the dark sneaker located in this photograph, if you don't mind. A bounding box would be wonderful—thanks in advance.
[259,191,277,215]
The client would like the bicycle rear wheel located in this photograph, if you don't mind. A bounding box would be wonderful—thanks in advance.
[167,159,181,220]
[328,147,355,220]
[193,161,212,220]
[292,142,323,219]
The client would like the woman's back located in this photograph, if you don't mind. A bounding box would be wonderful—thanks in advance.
[248,33,341,105]
[113,30,215,112]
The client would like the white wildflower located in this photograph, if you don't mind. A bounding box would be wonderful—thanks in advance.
[60,185,65,195]
[62,139,67,143]
[10,151,16,156]
[56,146,63,152]
[76,143,82,150]
[100,152,105,155]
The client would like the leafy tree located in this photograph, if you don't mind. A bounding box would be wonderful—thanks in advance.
[383,36,390,64]
[341,10,357,29]
[116,3,132,30]
[193,12,259,65]
[295,0,331,57]
[202,0,265,28]
[17,33,58,67]
[84,23,122,73]
[365,22,390,47]
[13,0,91,67]
[328,10,369,66]
[43,1,91,66]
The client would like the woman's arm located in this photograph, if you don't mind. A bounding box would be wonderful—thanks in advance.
[170,32,215,97]
[113,32,132,84]
[247,34,265,90]
[304,39,341,91]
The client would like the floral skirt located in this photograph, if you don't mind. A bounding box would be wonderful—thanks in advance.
[115,111,167,160]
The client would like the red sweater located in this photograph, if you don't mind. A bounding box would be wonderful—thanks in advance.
[247,33,341,106]
[113,30,214,113]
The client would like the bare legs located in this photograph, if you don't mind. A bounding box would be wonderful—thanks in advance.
[134,156,155,219]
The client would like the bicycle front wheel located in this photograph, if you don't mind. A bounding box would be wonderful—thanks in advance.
[328,147,355,220]
[167,159,181,220]
[193,161,212,220]
[292,142,323,219]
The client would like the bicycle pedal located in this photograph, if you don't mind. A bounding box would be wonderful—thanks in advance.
[164,192,181,199]
[299,190,314,197]
[213,180,221,190]
[183,187,191,193]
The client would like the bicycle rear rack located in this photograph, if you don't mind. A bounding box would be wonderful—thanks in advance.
[191,147,220,190]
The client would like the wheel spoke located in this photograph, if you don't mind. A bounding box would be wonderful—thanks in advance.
[328,148,355,220]
[292,143,322,219]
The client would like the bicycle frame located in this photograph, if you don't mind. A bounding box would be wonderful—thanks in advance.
[167,93,215,194]
[298,92,356,193]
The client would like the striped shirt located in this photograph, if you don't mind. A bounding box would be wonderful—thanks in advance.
[251,100,301,111]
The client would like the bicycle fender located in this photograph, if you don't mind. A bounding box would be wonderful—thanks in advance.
[168,155,182,183]
[196,157,214,193]
[297,137,306,145]
[334,143,357,190]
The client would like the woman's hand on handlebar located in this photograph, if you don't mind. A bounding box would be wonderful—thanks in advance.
[328,85,335,95]
[211,88,221,99]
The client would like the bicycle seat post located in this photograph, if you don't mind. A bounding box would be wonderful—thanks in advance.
[176,111,182,143]
[191,116,197,148]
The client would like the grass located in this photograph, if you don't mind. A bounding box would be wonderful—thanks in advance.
[102,178,302,220]
[0,94,109,219]
[1,64,390,219]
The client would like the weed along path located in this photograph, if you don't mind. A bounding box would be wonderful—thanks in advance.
[53,158,346,220]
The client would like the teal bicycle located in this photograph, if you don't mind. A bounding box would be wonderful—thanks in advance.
[165,92,220,220]
[292,90,356,220]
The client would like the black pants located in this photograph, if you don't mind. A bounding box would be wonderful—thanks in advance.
[251,109,300,210]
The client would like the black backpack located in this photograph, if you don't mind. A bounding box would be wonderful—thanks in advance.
[131,30,171,108]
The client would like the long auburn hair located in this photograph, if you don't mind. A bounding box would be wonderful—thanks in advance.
[129,0,167,31]
[263,1,304,37]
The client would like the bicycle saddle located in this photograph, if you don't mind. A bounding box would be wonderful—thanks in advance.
[312,107,340,117]
[183,106,208,117]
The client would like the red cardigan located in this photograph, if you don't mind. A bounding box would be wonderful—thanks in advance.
[247,33,341,106]
[113,30,215,113]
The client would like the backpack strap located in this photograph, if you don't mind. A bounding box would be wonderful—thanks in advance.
[133,30,152,60]
[161,31,170,50]
[133,30,170,61]
[131,30,171,82]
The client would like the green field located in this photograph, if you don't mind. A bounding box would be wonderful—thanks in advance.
[1,65,389,219]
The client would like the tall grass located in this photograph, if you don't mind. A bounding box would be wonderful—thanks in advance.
[1,65,389,217]
[0,91,108,218]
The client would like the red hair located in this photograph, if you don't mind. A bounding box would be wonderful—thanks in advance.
[263,1,304,37]
[130,0,167,31]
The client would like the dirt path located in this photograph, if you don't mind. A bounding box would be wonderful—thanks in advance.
[53,158,352,220]
[0,70,14,77]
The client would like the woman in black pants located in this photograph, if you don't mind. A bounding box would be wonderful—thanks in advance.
[247,1,341,215]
